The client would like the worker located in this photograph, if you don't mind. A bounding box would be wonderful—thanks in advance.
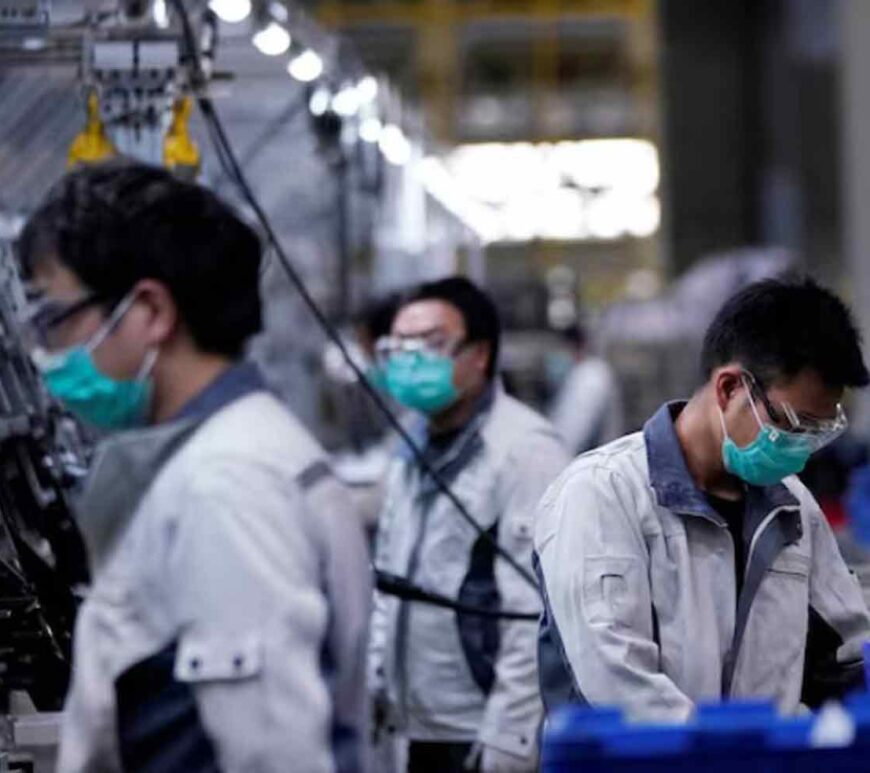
[547,323,624,456]
[18,161,371,773]
[369,276,569,773]
[535,277,870,720]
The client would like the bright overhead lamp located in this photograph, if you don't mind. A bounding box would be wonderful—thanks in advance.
[357,75,379,104]
[332,85,360,117]
[309,87,331,117]
[153,0,169,28]
[253,22,291,56]
[359,117,383,144]
[288,49,324,82]
[208,0,252,24]
[269,1,289,22]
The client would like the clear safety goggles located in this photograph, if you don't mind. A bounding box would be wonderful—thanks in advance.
[23,292,105,350]
[743,371,848,450]
[375,334,467,366]
[24,292,132,353]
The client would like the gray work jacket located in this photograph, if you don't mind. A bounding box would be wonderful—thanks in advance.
[59,365,371,773]
[369,386,570,758]
[535,402,870,720]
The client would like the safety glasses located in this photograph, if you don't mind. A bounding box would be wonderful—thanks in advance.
[24,292,106,350]
[743,371,848,450]
[375,334,468,366]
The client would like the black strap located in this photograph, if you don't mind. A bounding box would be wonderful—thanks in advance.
[375,571,537,621]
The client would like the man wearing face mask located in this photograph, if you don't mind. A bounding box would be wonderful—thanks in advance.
[535,277,870,721]
[18,161,371,773]
[368,277,569,773]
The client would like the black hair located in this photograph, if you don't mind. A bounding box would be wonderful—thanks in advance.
[701,276,870,389]
[19,160,262,359]
[356,292,401,343]
[401,275,502,379]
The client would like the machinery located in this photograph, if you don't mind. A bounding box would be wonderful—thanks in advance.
[0,1,209,766]
[0,239,90,770]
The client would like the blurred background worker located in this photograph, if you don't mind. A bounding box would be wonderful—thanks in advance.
[536,277,870,721]
[547,323,624,457]
[369,277,569,773]
[19,161,371,773]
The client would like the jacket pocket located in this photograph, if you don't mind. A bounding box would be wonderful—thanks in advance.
[738,552,810,697]
[583,556,639,628]
[768,553,811,580]
[174,632,263,684]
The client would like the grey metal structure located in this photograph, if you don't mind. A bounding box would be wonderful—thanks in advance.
[0,240,88,715]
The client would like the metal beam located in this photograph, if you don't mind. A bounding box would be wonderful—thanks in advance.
[316,0,647,27]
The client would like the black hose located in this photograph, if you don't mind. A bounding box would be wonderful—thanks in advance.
[168,0,542,602]
[376,571,538,621]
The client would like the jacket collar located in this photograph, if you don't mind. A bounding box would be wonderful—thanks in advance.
[398,382,499,494]
[643,401,799,524]
[173,361,267,422]
[399,381,497,465]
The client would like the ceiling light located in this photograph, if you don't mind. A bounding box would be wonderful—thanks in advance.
[208,0,251,24]
[357,76,379,104]
[309,87,331,117]
[379,124,412,166]
[288,49,324,82]
[269,1,289,23]
[253,22,290,56]
[332,85,360,117]
[359,117,382,144]
[153,0,169,28]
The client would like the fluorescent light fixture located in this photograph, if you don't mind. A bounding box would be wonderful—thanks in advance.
[417,157,503,243]
[359,117,383,144]
[439,138,661,243]
[357,75,379,104]
[208,0,251,24]
[332,85,360,117]
[379,124,412,166]
[253,22,290,56]
[288,49,324,82]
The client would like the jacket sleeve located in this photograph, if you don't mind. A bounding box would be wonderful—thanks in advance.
[802,504,870,707]
[302,464,373,770]
[163,457,371,773]
[478,431,570,759]
[535,462,695,722]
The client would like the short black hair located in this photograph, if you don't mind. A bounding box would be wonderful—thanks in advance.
[356,292,401,343]
[19,160,262,359]
[401,276,501,379]
[701,276,870,389]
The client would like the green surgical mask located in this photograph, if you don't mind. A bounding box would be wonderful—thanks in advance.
[384,350,459,414]
[33,294,157,431]
[719,400,814,487]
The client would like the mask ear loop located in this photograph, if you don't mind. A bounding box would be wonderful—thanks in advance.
[718,376,767,444]
[717,403,730,439]
[137,347,158,382]
[86,292,138,354]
